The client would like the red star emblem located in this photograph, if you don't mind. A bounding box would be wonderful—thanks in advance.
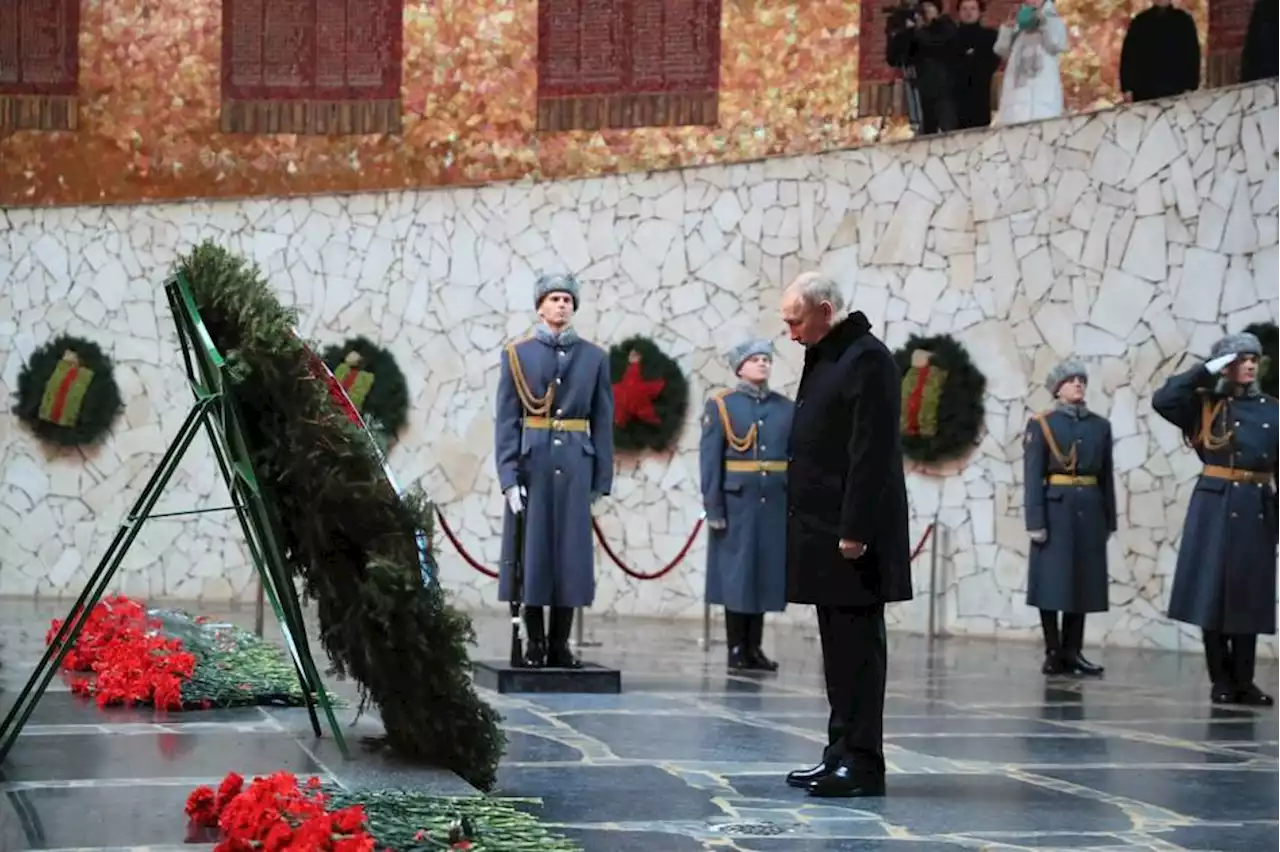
[613,351,666,427]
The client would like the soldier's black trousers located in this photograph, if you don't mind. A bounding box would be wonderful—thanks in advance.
[725,610,766,650]
[1203,630,1259,688]
[523,606,575,646]
[1039,610,1086,657]
[817,603,887,778]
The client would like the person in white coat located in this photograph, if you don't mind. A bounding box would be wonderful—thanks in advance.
[994,0,1068,125]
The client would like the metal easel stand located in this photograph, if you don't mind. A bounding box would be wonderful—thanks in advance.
[0,275,349,764]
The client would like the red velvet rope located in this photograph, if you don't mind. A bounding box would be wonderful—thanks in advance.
[434,509,936,582]
[591,516,706,581]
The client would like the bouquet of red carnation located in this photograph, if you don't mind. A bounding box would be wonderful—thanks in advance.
[186,771,375,852]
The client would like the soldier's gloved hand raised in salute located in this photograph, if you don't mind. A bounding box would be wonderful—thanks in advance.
[505,485,526,514]
[1206,352,1239,375]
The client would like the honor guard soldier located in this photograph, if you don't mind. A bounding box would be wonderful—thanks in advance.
[494,273,615,669]
[699,339,794,671]
[1153,332,1277,706]
[1023,359,1116,677]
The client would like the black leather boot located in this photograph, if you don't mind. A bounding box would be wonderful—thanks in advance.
[725,611,748,670]
[1229,634,1274,706]
[1204,630,1235,703]
[1040,610,1065,675]
[745,614,779,672]
[1061,613,1104,676]
[522,607,547,668]
[547,606,581,669]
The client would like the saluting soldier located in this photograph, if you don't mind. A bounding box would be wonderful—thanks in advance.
[1152,332,1277,706]
[700,339,794,672]
[494,273,615,669]
[1023,359,1115,677]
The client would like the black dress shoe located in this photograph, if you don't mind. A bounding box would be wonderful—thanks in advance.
[1235,684,1275,707]
[1041,650,1066,675]
[807,765,886,798]
[547,643,582,669]
[727,645,749,671]
[746,648,779,672]
[785,761,835,789]
[1062,654,1105,677]
[1211,684,1236,704]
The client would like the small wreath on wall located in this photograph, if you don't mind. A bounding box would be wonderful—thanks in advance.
[1242,322,1278,398]
[320,336,410,444]
[892,334,987,464]
[13,335,124,449]
[609,335,689,453]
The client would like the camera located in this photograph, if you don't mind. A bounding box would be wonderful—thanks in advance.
[882,1,922,30]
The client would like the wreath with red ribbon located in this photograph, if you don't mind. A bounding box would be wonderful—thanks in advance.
[609,335,689,453]
[12,335,124,449]
[321,336,410,445]
[892,334,987,463]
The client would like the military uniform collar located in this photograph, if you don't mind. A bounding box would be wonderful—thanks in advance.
[534,324,579,347]
[735,380,769,399]
[1054,401,1089,419]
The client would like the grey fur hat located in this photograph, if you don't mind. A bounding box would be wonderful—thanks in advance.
[1046,358,1088,395]
[534,272,580,309]
[1210,332,1263,359]
[728,338,773,374]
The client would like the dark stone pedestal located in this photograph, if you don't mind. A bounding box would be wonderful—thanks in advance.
[471,660,622,694]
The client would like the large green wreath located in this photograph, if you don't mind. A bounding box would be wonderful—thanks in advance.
[12,335,124,449]
[321,336,410,443]
[1243,321,1278,397]
[609,335,689,453]
[892,334,987,464]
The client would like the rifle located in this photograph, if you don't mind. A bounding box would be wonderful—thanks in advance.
[509,482,526,668]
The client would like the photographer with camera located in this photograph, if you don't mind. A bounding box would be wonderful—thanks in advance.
[885,0,959,136]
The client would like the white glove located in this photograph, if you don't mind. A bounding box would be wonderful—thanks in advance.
[505,486,525,515]
[1029,529,1048,544]
[708,518,727,531]
[1206,352,1239,375]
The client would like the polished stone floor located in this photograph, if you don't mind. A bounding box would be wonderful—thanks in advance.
[0,598,1276,851]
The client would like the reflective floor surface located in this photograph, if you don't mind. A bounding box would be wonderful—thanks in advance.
[0,599,1276,851]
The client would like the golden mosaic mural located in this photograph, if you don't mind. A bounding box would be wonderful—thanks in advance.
[0,0,1208,209]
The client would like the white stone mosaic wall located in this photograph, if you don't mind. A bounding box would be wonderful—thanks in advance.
[1,81,1277,653]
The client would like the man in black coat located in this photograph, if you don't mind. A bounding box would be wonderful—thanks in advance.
[1119,0,1201,103]
[1241,0,1278,83]
[951,0,1000,129]
[779,273,913,799]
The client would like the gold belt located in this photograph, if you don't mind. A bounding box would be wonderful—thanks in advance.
[725,460,788,474]
[523,416,589,433]
[1047,474,1097,486]
[1202,465,1272,484]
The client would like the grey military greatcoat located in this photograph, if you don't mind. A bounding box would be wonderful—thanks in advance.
[1152,365,1278,635]
[495,326,615,608]
[700,382,793,614]
[1022,405,1117,613]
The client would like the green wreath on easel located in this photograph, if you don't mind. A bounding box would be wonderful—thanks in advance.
[1242,322,1278,398]
[892,333,987,464]
[13,335,124,449]
[321,336,410,444]
[609,335,689,453]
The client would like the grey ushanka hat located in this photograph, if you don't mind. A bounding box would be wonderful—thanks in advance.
[1046,358,1088,395]
[728,338,774,374]
[1210,332,1262,360]
[534,272,580,310]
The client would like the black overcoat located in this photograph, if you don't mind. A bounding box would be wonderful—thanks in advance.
[1152,366,1278,635]
[1022,406,1117,614]
[785,312,913,607]
[1119,6,1200,102]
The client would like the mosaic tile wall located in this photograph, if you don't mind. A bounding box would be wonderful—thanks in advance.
[0,0,1207,208]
